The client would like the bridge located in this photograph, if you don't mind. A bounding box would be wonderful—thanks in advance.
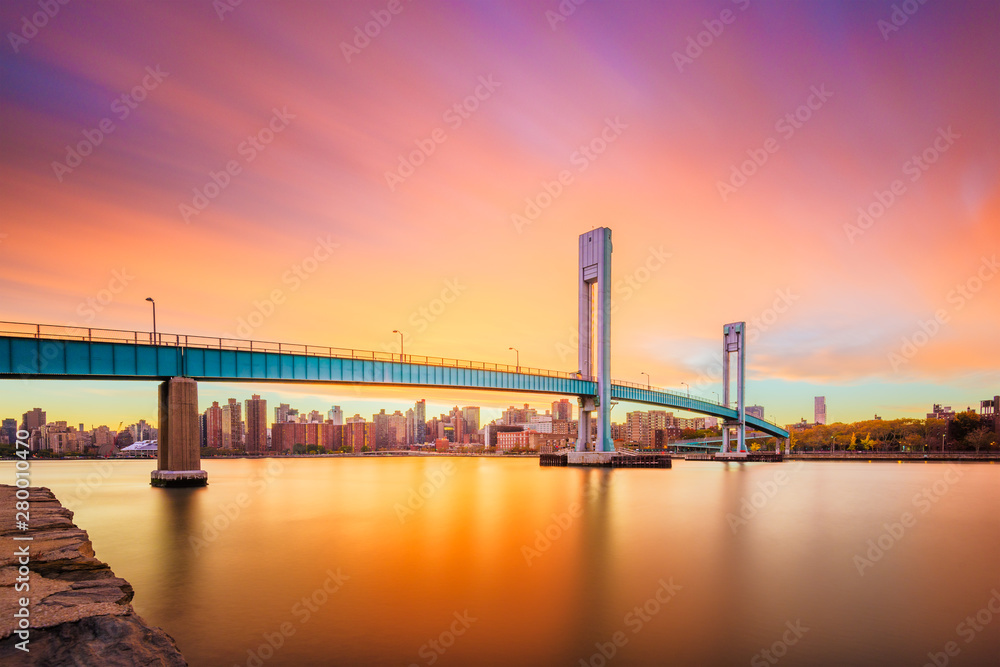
[0,228,788,484]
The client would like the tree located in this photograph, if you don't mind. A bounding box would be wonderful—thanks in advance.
[965,426,996,453]
[948,411,981,449]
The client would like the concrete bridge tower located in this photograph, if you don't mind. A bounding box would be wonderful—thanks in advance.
[576,228,613,453]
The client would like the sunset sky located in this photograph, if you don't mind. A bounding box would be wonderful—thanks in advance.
[1,0,998,429]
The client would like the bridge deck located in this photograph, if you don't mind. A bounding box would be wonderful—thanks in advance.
[0,321,789,438]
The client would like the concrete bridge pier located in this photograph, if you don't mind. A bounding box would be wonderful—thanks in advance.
[151,377,208,488]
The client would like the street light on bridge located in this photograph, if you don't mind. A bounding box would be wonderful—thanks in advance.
[145,297,156,345]
[392,330,404,362]
[681,382,689,397]
[508,346,519,372]
[640,371,650,389]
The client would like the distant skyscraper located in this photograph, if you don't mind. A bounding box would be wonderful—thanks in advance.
[552,399,573,421]
[626,411,650,446]
[373,409,390,450]
[415,400,426,444]
[328,405,344,425]
[462,406,480,434]
[205,401,223,448]
[245,394,267,454]
[746,405,765,420]
[222,398,243,449]
[21,407,46,432]
[814,397,827,425]
[275,403,291,424]
[1,418,17,445]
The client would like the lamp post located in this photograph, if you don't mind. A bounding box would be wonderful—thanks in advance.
[392,330,404,362]
[508,347,519,372]
[942,433,946,452]
[640,371,650,389]
[712,391,720,404]
[145,298,156,344]
[681,382,690,397]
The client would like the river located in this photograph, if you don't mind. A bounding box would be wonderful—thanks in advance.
[20,457,1000,666]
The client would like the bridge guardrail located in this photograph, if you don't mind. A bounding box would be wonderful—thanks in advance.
[0,321,590,381]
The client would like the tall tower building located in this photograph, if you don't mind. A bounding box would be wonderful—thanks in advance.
[462,406,480,435]
[746,405,765,420]
[245,394,267,454]
[414,399,426,444]
[373,409,390,450]
[205,401,223,448]
[221,398,243,449]
[275,403,291,425]
[21,408,46,432]
[328,405,344,425]
[552,399,573,422]
[815,397,827,425]
[626,411,651,447]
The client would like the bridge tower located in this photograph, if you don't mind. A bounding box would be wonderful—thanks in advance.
[720,321,747,454]
[151,377,208,487]
[576,228,613,453]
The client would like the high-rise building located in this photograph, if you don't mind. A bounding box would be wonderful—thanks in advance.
[414,400,427,444]
[927,404,955,420]
[275,403,291,425]
[388,410,407,447]
[205,401,223,448]
[746,405,764,420]
[626,411,651,446]
[245,394,267,454]
[1,418,17,445]
[814,397,827,425]
[328,405,344,425]
[405,408,416,445]
[372,409,390,450]
[221,398,243,449]
[462,406,480,434]
[21,408,46,432]
[503,404,537,426]
[552,399,573,421]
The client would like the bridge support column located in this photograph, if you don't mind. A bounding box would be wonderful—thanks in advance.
[721,322,747,454]
[151,377,207,488]
[576,227,613,453]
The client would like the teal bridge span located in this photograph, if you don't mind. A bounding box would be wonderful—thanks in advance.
[0,322,788,439]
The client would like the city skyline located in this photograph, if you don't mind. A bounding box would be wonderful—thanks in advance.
[1,1,998,427]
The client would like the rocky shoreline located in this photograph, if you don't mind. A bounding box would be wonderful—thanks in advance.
[0,485,187,666]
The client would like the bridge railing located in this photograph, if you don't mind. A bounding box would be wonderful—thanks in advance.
[612,378,724,407]
[0,321,591,382]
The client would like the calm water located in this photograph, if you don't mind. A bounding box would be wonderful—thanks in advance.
[17,457,1000,666]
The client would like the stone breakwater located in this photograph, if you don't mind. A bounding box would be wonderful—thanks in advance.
[0,485,187,666]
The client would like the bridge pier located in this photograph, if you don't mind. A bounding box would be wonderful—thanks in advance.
[151,377,207,488]
[720,322,747,454]
[576,227,613,453]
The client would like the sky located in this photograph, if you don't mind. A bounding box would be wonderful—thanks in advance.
[1,0,998,429]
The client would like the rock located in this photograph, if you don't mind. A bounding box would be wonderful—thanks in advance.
[0,485,187,666]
